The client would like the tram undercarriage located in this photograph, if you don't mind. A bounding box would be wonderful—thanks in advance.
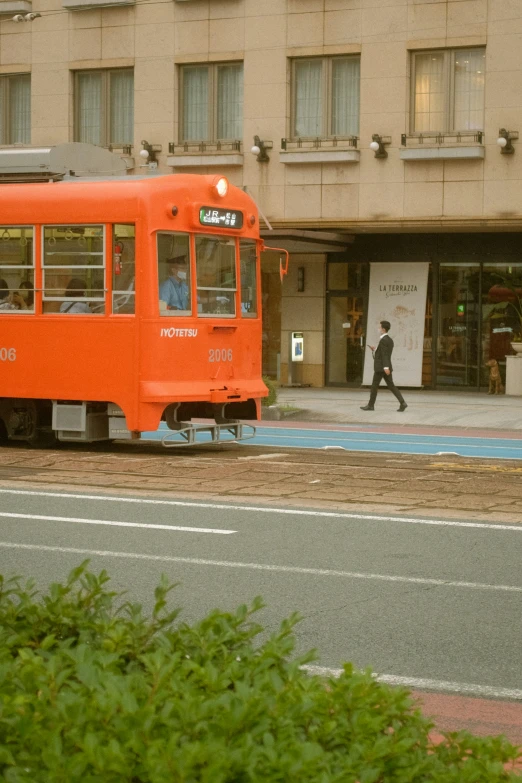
[0,397,258,447]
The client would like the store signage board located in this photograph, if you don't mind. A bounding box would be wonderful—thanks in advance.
[362,262,429,387]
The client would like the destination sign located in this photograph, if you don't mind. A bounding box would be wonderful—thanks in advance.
[199,207,243,229]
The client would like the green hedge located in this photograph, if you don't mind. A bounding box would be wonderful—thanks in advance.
[0,563,520,782]
[262,375,278,407]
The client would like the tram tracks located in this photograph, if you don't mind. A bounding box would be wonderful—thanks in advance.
[0,443,521,527]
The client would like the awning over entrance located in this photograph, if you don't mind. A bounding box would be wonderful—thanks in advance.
[261,229,353,254]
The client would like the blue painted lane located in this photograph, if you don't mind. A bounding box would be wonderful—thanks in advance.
[141,424,522,460]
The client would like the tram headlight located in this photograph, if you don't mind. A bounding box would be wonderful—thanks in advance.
[213,176,229,198]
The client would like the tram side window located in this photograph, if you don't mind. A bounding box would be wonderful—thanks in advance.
[43,226,104,314]
[113,224,135,314]
[0,227,34,314]
[239,240,257,318]
[157,232,191,316]
[195,235,236,317]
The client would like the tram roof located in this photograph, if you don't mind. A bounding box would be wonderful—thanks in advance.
[0,173,257,228]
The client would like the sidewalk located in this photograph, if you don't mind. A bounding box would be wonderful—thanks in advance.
[271,387,522,431]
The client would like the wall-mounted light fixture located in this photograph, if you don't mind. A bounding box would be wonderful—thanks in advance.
[139,140,162,168]
[497,128,518,154]
[369,134,391,159]
[251,135,272,163]
[297,266,305,293]
[12,12,41,21]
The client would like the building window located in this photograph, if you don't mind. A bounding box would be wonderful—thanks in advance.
[291,56,360,139]
[411,48,485,133]
[75,69,134,147]
[180,63,243,142]
[0,74,31,145]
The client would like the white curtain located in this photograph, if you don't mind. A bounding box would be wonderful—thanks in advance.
[331,58,360,136]
[414,53,444,132]
[454,49,485,131]
[294,60,322,137]
[183,66,208,141]
[78,72,102,145]
[217,64,243,141]
[9,75,31,144]
[110,70,134,145]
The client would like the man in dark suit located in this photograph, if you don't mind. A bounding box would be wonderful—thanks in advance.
[360,320,407,412]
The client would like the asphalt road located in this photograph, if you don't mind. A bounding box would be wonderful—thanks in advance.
[1,485,521,701]
[144,423,522,460]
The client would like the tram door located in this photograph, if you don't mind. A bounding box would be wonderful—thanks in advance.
[326,261,368,386]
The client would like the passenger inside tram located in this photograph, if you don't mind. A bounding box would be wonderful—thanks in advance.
[59,278,91,314]
[19,280,34,310]
[0,278,30,311]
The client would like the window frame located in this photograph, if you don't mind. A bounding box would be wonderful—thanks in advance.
[410,47,486,135]
[0,225,35,315]
[74,68,134,148]
[290,55,360,141]
[239,239,258,319]
[157,230,192,317]
[195,233,238,319]
[41,224,106,315]
[179,61,243,144]
[112,223,136,315]
[0,73,31,145]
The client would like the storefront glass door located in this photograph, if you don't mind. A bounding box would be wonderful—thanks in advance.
[437,264,480,387]
[326,261,368,385]
[481,263,522,385]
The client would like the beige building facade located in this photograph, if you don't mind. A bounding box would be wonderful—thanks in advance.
[1,0,521,389]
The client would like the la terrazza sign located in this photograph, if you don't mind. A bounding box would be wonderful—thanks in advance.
[379,284,419,296]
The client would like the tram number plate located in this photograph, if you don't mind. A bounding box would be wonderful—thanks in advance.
[199,207,243,229]
[209,348,233,362]
[0,347,16,361]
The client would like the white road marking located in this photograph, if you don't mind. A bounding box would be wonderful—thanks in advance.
[0,512,235,535]
[302,666,522,701]
[0,542,520,593]
[0,488,519,532]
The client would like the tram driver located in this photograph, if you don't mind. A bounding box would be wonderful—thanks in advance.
[159,255,189,312]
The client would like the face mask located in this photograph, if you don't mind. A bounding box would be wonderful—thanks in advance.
[177,271,187,280]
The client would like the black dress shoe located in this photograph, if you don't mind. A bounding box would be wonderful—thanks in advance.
[360,405,374,411]
[397,403,408,412]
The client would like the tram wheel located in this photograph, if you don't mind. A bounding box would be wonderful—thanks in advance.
[26,428,59,449]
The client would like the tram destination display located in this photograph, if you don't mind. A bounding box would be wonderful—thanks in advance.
[199,207,243,229]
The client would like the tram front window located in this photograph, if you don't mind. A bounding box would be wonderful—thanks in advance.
[195,235,236,317]
[239,239,257,317]
[157,232,191,316]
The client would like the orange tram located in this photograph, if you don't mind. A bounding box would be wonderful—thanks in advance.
[0,173,286,446]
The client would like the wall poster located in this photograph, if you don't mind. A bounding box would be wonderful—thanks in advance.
[362,262,429,387]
